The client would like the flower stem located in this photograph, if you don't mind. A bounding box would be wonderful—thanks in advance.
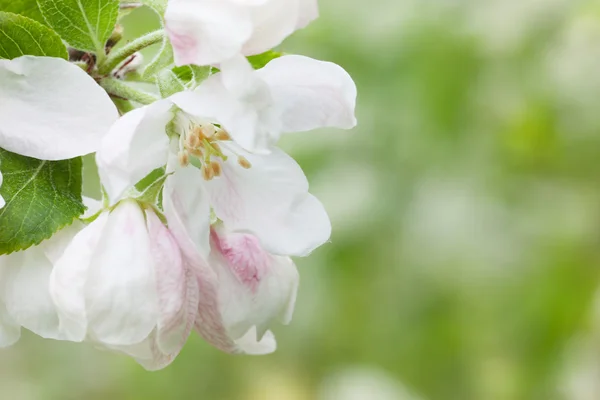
[99,78,159,105]
[98,30,165,76]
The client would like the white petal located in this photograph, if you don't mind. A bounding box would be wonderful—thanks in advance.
[171,57,280,153]
[205,144,331,256]
[296,0,318,29]
[165,0,253,66]
[2,248,60,339]
[85,200,158,345]
[163,159,212,264]
[50,213,110,342]
[96,100,172,203]
[0,259,20,347]
[2,225,81,340]
[0,56,118,160]
[257,55,357,132]
[82,196,103,220]
[242,0,300,56]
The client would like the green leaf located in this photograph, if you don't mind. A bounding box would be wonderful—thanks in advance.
[37,0,119,52]
[247,50,282,69]
[142,37,173,79]
[0,11,67,59]
[135,167,168,207]
[172,65,211,89]
[0,149,85,255]
[0,0,45,24]
[157,69,185,98]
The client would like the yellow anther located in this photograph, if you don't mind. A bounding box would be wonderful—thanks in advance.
[214,130,231,141]
[237,156,252,169]
[211,161,222,177]
[178,150,189,167]
[186,132,201,149]
[201,164,214,181]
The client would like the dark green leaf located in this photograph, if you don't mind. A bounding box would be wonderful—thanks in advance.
[37,0,119,52]
[0,0,45,24]
[0,11,67,59]
[0,149,85,255]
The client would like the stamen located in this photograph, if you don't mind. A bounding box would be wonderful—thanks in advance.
[186,131,201,148]
[201,164,214,180]
[214,130,231,141]
[237,156,252,169]
[178,150,190,166]
[211,161,222,177]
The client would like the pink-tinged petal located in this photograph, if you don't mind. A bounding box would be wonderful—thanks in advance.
[192,226,298,354]
[96,100,172,204]
[257,55,357,132]
[103,212,199,371]
[205,144,331,256]
[163,159,212,264]
[0,56,118,160]
[165,0,253,66]
[146,210,199,356]
[242,0,300,56]
[85,201,158,346]
[211,226,299,336]
[50,213,109,342]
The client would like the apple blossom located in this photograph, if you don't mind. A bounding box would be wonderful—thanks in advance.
[96,55,351,258]
[165,0,319,66]
[49,200,198,370]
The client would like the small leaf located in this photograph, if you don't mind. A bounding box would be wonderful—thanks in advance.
[172,65,211,89]
[0,0,45,24]
[37,0,119,52]
[157,69,185,98]
[143,37,173,79]
[0,11,67,59]
[247,50,282,69]
[135,167,168,207]
[0,149,85,255]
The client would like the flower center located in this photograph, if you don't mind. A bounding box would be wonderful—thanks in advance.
[177,122,252,180]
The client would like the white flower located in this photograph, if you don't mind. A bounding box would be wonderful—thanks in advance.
[193,224,298,354]
[49,200,198,370]
[0,223,81,347]
[0,56,118,160]
[96,56,345,258]
[165,0,318,66]
[171,55,357,153]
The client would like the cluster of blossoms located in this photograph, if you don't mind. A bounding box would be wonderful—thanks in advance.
[0,0,356,369]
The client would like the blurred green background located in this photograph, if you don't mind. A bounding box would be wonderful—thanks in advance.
[6,1,600,399]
